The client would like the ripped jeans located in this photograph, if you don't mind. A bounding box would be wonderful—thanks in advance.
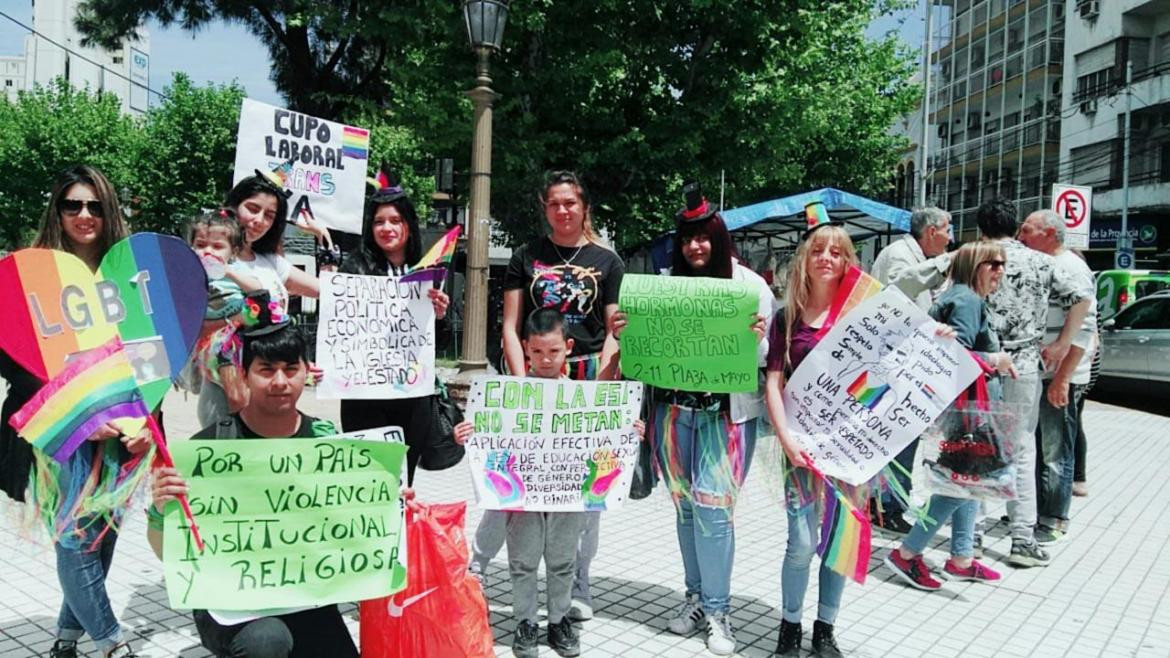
[652,403,757,614]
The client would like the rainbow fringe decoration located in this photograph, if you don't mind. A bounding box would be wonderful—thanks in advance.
[27,429,155,551]
[814,265,883,339]
[10,340,149,464]
[401,225,462,284]
[342,126,370,160]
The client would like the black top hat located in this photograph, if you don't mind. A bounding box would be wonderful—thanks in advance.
[239,290,291,337]
[368,163,407,204]
[676,180,718,225]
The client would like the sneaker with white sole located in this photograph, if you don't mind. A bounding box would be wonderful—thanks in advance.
[706,611,737,655]
[667,593,705,635]
[567,599,593,621]
[1007,539,1051,567]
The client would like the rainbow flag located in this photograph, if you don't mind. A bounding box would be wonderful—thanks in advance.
[342,126,370,160]
[817,488,873,584]
[846,372,891,410]
[401,226,461,284]
[814,265,884,339]
[10,339,149,463]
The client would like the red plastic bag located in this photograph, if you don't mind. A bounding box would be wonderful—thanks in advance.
[360,502,494,658]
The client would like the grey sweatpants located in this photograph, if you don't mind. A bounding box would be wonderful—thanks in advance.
[472,509,601,606]
[507,511,585,624]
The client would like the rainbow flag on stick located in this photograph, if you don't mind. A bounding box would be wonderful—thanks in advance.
[804,456,873,584]
[401,225,462,284]
[814,265,884,340]
[10,339,149,464]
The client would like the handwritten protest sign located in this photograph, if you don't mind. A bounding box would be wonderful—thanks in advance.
[315,272,435,399]
[619,274,758,393]
[163,438,407,610]
[232,98,369,234]
[783,288,982,485]
[466,376,644,512]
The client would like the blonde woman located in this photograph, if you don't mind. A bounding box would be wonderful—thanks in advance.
[764,224,857,657]
[885,241,1016,591]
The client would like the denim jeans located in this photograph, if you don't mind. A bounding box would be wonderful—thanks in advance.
[652,404,757,615]
[782,496,845,625]
[1037,381,1085,527]
[55,528,123,653]
[1003,373,1041,541]
[902,494,979,557]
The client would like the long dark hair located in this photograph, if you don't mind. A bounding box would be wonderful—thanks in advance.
[34,165,129,257]
[354,195,422,274]
[671,213,734,279]
[225,175,289,255]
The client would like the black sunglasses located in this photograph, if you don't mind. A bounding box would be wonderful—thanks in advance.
[61,199,105,217]
[979,259,1006,269]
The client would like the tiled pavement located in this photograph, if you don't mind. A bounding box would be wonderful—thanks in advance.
[2,390,1169,657]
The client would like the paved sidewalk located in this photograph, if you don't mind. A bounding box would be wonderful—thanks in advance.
[1,391,1168,657]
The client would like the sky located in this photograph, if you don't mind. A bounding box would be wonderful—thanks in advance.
[0,0,928,111]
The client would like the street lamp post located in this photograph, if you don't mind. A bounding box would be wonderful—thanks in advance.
[453,0,508,395]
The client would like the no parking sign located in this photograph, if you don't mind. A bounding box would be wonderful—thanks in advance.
[1051,184,1092,249]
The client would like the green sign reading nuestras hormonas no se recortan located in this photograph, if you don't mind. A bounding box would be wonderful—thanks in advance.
[619,274,758,393]
[163,438,407,611]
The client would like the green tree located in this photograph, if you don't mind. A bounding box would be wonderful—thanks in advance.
[132,73,246,235]
[75,0,919,250]
[0,79,142,250]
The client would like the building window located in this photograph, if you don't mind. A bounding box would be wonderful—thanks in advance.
[4,80,10,87]
[112,56,123,65]
[1075,68,1115,101]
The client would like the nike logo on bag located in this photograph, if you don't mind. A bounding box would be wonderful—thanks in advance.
[386,587,438,617]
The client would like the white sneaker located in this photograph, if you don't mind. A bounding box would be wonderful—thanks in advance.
[567,599,593,621]
[705,611,736,656]
[667,593,705,635]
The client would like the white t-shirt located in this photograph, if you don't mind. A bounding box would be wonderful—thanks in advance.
[232,252,291,312]
[1043,249,1098,385]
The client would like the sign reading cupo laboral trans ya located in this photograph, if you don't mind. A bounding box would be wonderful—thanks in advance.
[232,98,370,234]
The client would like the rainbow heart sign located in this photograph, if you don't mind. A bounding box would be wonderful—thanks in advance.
[0,233,208,408]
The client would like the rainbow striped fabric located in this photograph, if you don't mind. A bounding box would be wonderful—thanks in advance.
[10,339,149,463]
[814,265,884,340]
[817,487,873,584]
[342,126,370,160]
[401,226,461,284]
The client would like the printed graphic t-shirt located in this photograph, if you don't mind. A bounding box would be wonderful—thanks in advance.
[504,238,625,356]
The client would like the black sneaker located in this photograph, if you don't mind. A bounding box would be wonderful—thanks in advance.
[1008,539,1051,568]
[872,510,913,535]
[1035,525,1067,545]
[512,619,540,658]
[774,619,803,656]
[547,616,581,657]
[972,534,984,559]
[49,640,78,658]
[106,644,140,658]
[811,620,843,657]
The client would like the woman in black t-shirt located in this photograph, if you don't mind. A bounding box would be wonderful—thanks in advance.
[469,171,624,621]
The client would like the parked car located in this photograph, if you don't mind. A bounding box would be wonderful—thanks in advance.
[1095,269,1170,320]
[1096,290,1170,395]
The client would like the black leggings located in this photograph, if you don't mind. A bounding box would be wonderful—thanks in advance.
[194,605,358,658]
[1073,394,1087,483]
[340,396,430,486]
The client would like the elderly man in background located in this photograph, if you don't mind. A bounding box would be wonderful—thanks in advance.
[977,197,1093,568]
[1017,209,1097,546]
[869,206,953,534]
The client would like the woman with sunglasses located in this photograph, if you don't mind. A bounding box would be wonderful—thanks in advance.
[468,171,624,621]
[0,165,150,658]
[196,175,326,426]
[884,241,1017,592]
